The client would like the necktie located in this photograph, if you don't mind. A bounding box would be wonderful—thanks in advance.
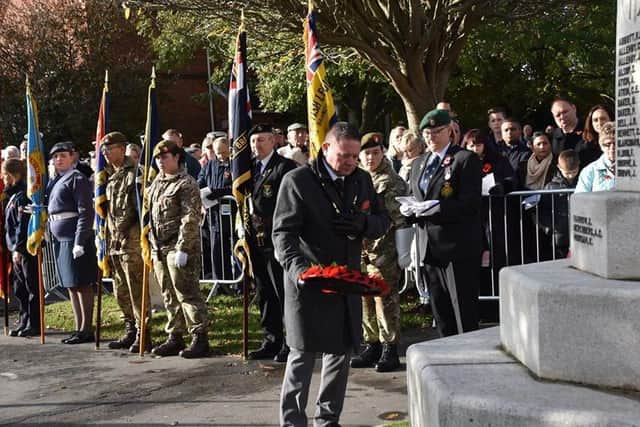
[254,161,262,177]
[334,177,345,196]
[420,154,440,195]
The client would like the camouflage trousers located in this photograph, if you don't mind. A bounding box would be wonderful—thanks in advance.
[152,250,210,336]
[109,252,149,329]
[362,262,401,344]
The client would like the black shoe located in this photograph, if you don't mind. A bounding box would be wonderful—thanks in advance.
[350,342,382,368]
[375,343,400,373]
[129,330,153,354]
[18,328,39,337]
[61,331,79,344]
[179,332,210,359]
[66,331,95,344]
[108,322,137,350]
[247,343,280,360]
[9,326,25,337]
[151,334,186,357]
[273,343,290,363]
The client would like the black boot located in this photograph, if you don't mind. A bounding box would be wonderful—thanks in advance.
[375,343,400,373]
[151,333,186,357]
[350,342,382,368]
[274,343,290,363]
[179,332,210,359]
[129,329,153,354]
[108,321,137,350]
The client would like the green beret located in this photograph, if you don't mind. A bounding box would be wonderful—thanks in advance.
[419,109,451,130]
[152,139,181,158]
[249,124,273,137]
[360,132,384,151]
[101,131,128,146]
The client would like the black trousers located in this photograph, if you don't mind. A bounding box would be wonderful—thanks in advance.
[424,257,479,337]
[251,246,285,347]
[12,252,40,331]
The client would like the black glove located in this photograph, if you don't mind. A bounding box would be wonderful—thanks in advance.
[206,188,228,200]
[332,212,367,237]
[488,183,504,196]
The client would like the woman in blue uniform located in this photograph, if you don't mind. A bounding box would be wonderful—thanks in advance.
[46,142,97,344]
[3,158,40,337]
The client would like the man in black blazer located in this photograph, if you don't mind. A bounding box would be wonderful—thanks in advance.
[247,124,297,361]
[272,122,389,426]
[408,109,482,337]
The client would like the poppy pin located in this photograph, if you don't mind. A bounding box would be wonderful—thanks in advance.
[442,155,453,167]
[482,163,492,174]
[360,199,371,211]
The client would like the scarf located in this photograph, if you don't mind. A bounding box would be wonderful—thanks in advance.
[526,154,552,190]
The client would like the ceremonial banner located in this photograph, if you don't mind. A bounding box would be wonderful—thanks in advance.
[25,81,47,256]
[229,26,254,274]
[94,71,110,276]
[139,68,160,267]
[304,9,337,159]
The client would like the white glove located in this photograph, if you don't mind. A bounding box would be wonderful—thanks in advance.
[417,204,440,217]
[174,250,188,268]
[72,245,85,259]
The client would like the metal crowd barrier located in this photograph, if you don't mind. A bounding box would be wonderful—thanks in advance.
[399,188,575,302]
[199,195,243,302]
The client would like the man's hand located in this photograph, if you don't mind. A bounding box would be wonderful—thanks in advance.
[12,252,22,264]
[332,212,367,237]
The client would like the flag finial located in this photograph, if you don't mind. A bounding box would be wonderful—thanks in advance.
[104,70,109,84]
[308,0,314,14]
[240,9,245,31]
[151,66,156,80]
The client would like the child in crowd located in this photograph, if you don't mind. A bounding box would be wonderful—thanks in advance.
[3,158,40,337]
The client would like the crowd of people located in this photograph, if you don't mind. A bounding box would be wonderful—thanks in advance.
[1,95,617,426]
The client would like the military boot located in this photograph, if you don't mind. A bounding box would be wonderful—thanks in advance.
[350,342,382,368]
[129,329,153,354]
[151,333,186,357]
[375,343,400,373]
[179,332,210,359]
[108,321,137,350]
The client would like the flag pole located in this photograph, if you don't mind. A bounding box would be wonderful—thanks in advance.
[2,245,8,336]
[138,66,156,358]
[37,248,45,344]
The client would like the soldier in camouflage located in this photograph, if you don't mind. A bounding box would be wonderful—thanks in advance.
[352,132,408,372]
[148,139,210,359]
[101,132,150,353]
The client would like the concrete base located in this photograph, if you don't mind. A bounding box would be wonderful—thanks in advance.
[570,191,640,279]
[500,260,640,391]
[406,328,640,427]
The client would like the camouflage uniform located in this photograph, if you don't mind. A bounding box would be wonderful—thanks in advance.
[105,157,148,329]
[362,158,408,344]
[148,170,209,335]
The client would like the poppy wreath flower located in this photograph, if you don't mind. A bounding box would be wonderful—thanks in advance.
[482,163,492,174]
[442,155,453,167]
[299,264,390,296]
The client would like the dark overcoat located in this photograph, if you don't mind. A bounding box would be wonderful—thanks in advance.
[251,152,296,249]
[272,155,389,354]
[409,145,482,264]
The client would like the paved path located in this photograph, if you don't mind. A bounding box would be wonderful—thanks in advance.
[0,329,435,426]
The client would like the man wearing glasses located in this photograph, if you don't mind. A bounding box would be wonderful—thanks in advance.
[407,109,482,337]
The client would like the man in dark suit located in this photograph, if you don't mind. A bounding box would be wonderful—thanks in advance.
[247,124,297,362]
[408,109,482,337]
[272,122,389,427]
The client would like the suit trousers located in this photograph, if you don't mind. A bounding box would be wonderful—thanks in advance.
[424,257,479,337]
[252,246,285,346]
[280,348,350,427]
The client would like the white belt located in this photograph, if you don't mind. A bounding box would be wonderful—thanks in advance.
[49,212,79,221]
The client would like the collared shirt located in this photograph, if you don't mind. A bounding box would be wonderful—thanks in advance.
[256,150,275,175]
[322,158,342,183]
[431,142,451,163]
[574,154,615,193]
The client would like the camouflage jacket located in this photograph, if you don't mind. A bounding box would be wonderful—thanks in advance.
[105,157,140,255]
[148,170,202,255]
[363,158,408,266]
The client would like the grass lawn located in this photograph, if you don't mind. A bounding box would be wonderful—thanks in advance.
[44,285,431,355]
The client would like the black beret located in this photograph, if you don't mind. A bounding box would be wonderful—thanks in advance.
[49,141,76,156]
[249,124,273,137]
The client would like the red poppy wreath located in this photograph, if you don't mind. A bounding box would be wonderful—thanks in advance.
[298,264,390,296]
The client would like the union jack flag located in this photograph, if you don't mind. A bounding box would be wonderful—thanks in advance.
[304,10,337,159]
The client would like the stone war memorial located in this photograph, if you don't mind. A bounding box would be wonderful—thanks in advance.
[406,1,640,425]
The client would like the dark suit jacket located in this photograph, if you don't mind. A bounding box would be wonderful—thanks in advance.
[409,145,482,264]
[251,151,296,248]
[272,155,390,353]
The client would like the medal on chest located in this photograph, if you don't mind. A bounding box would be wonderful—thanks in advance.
[440,181,454,198]
[262,184,273,198]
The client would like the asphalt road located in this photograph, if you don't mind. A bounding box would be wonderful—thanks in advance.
[0,327,437,426]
